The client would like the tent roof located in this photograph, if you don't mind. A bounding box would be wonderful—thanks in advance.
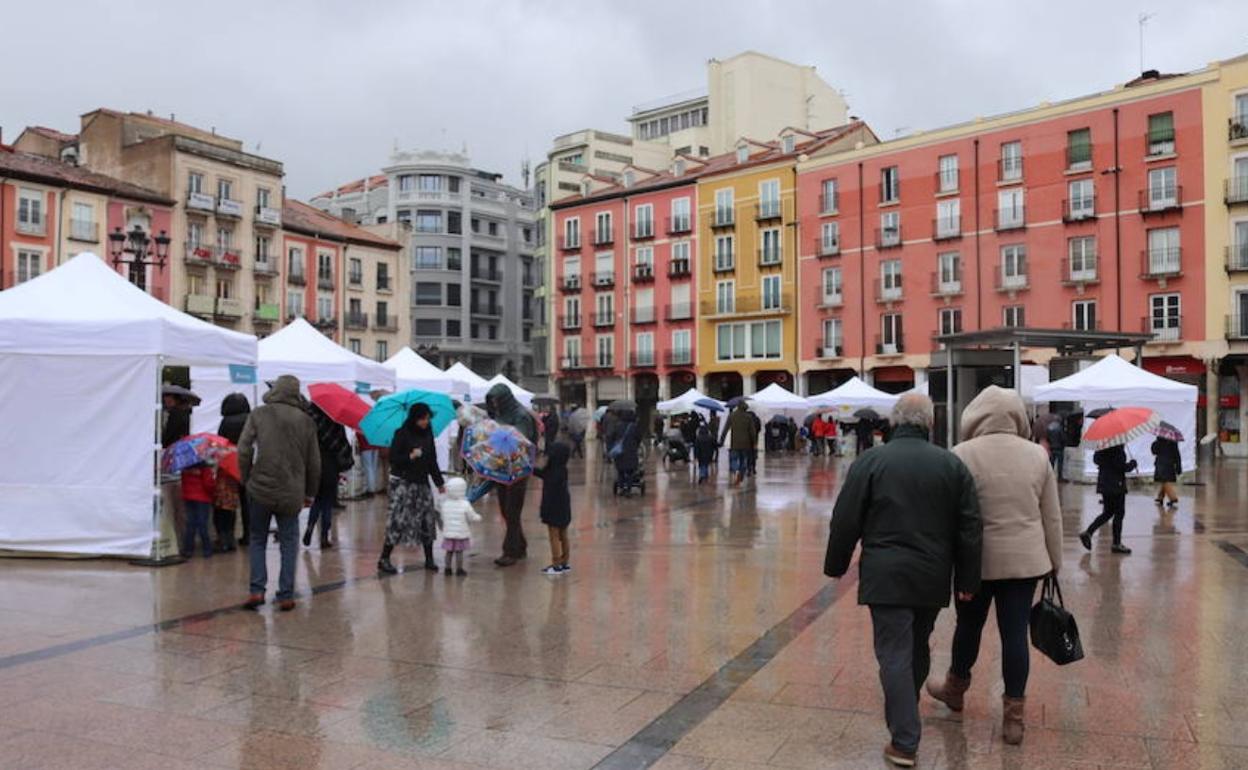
[1032,354,1198,404]
[0,253,256,365]
[808,376,901,410]
[385,347,470,397]
[748,383,811,412]
[258,317,394,388]
[657,388,721,414]
[444,362,489,388]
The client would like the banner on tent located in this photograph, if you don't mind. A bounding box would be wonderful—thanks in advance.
[229,364,257,384]
[355,381,371,394]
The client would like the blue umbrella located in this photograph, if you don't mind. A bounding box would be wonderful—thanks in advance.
[693,397,725,412]
[725,396,746,408]
[360,389,456,447]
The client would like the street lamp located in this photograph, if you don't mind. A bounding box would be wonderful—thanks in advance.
[108,225,171,272]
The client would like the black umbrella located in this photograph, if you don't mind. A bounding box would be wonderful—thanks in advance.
[532,395,559,407]
[162,384,201,406]
[608,399,637,414]
[1085,407,1115,419]
[853,407,881,421]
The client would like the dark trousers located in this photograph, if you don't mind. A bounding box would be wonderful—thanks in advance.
[1050,447,1065,481]
[1086,493,1126,544]
[212,507,236,549]
[870,605,940,755]
[950,578,1039,698]
[498,478,528,558]
[181,501,213,557]
[307,493,334,539]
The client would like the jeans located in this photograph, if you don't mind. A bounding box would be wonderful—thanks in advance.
[729,449,749,475]
[1049,447,1065,481]
[698,462,710,481]
[248,502,299,601]
[1086,493,1126,544]
[950,578,1039,698]
[361,450,381,493]
[870,605,940,755]
[498,479,528,559]
[307,493,333,538]
[181,501,212,557]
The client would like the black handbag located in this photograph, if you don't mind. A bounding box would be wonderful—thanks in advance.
[1029,575,1084,665]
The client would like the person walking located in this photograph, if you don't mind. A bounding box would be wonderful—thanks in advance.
[1080,444,1137,555]
[214,392,250,551]
[437,477,481,576]
[824,393,982,768]
[1045,414,1066,483]
[925,386,1061,746]
[378,403,445,574]
[535,440,572,574]
[1151,435,1181,508]
[486,383,538,567]
[238,375,320,612]
[719,402,756,486]
[305,404,353,549]
[854,418,875,455]
[694,424,716,484]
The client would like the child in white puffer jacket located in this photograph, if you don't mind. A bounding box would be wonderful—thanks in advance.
[438,477,481,576]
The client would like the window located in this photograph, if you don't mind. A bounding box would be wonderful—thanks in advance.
[716,320,781,361]
[488,221,499,237]
[936,199,960,237]
[563,296,581,326]
[1004,305,1026,328]
[217,227,233,251]
[286,289,304,318]
[16,188,43,233]
[594,292,613,325]
[671,240,691,270]
[257,188,270,209]
[348,258,363,285]
[418,174,442,192]
[287,247,304,277]
[939,307,963,336]
[564,217,581,248]
[881,259,902,299]
[415,210,442,233]
[1237,93,1248,127]
[1000,141,1023,180]
[821,179,839,214]
[1001,245,1027,288]
[759,179,781,218]
[634,204,653,238]
[1073,300,1098,331]
[187,172,203,194]
[596,335,614,367]
[446,247,462,270]
[822,267,843,305]
[736,145,750,163]
[670,283,691,318]
[671,197,691,231]
[671,330,692,362]
[563,255,581,285]
[1147,227,1181,274]
[881,313,903,352]
[937,155,959,193]
[880,166,900,203]
[397,175,415,193]
[447,211,462,234]
[316,295,333,321]
[1069,236,1097,281]
[376,301,389,326]
[348,298,363,318]
[187,274,204,297]
[447,319,461,337]
[635,332,655,365]
[822,319,843,353]
[188,222,203,247]
[781,135,796,154]
[762,275,782,310]
[317,250,332,282]
[348,338,362,354]
[1148,167,1178,209]
[998,188,1024,228]
[595,211,612,244]
[938,252,961,291]
[821,222,840,255]
[634,246,654,270]
[716,280,735,314]
[71,202,95,240]
[376,340,389,362]
[447,283,461,306]
[1149,294,1180,341]
[211,279,232,300]
[471,323,480,339]
[415,282,441,306]
[411,247,440,269]
[563,337,581,367]
[714,235,735,270]
[715,188,734,225]
[760,228,782,264]
[1069,179,1095,219]
[15,250,42,283]
[217,179,232,201]
[1066,128,1092,169]
[634,287,654,322]
[594,252,613,284]
[880,211,900,246]
[1148,112,1175,155]
[1235,220,1248,270]
[255,235,271,265]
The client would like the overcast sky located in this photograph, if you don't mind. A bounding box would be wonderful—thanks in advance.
[5,0,1247,199]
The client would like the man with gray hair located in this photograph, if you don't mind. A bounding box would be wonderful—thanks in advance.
[824,393,982,767]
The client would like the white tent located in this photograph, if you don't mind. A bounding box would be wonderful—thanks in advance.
[0,254,257,557]
[485,373,534,408]
[1032,354,1198,476]
[385,347,471,402]
[748,383,812,416]
[445,362,492,402]
[808,376,901,419]
[657,388,723,416]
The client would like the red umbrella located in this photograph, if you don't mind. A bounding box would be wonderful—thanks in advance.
[308,383,371,430]
[1082,407,1159,450]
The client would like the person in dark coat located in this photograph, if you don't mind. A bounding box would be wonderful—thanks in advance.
[541,408,560,451]
[1080,444,1137,555]
[535,440,572,574]
[304,404,353,549]
[379,403,445,573]
[1150,436,1181,507]
[610,411,641,483]
[214,393,251,551]
[679,413,700,460]
[854,418,874,454]
[693,425,716,484]
[824,393,982,767]
[486,383,538,567]
[719,403,756,486]
[162,394,191,448]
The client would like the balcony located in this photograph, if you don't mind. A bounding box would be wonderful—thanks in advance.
[668,260,692,278]
[558,235,581,251]
[630,351,657,368]
[1226,244,1248,272]
[929,271,963,297]
[471,304,502,318]
[1226,315,1248,341]
[816,341,844,359]
[253,258,278,277]
[345,312,369,330]
[559,314,582,330]
[994,208,1026,232]
[395,186,461,204]
[471,267,502,283]
[214,297,244,319]
[348,271,363,288]
[1231,117,1248,142]
[69,219,98,242]
[593,228,614,246]
[712,256,735,273]
[997,157,1024,183]
[665,302,693,321]
[820,293,843,308]
[561,275,582,292]
[995,266,1030,293]
[1063,197,1097,223]
[1143,315,1182,343]
[288,269,306,286]
[699,293,792,317]
[757,248,783,267]
[253,303,280,324]
[593,271,615,288]
[712,208,735,228]
[560,356,585,371]
[755,201,782,221]
[875,334,905,356]
[15,217,45,236]
[631,306,656,325]
[593,311,615,328]
[255,206,281,227]
[875,278,903,304]
[1061,257,1100,287]
[216,198,244,219]
[184,242,213,267]
[665,349,694,367]
[820,192,839,215]
[1140,248,1182,280]
[317,272,334,290]
[875,226,902,250]
[1226,177,1248,206]
[934,170,959,195]
[932,216,961,241]
[633,222,656,240]
[314,316,338,332]
[375,315,398,332]
[185,294,215,317]
[594,355,615,370]
[814,236,840,258]
[632,263,655,283]
[213,247,242,270]
[1139,186,1183,215]
[186,191,215,212]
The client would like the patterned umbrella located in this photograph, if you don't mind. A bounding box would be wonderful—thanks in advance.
[1151,420,1184,443]
[461,421,534,485]
[360,389,456,447]
[161,433,237,478]
[1082,407,1159,450]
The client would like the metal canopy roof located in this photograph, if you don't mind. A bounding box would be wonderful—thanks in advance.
[935,327,1154,355]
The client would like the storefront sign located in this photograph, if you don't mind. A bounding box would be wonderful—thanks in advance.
[1142,356,1204,376]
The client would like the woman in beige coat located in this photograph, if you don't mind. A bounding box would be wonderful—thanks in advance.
[926,386,1062,746]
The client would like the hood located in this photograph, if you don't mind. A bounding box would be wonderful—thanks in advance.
[544,440,571,467]
[444,476,467,500]
[959,385,1030,441]
[264,374,304,409]
[485,383,519,414]
[221,392,251,417]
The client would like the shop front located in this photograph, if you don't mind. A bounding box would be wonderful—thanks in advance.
[1143,355,1207,445]
[806,367,857,397]
[870,365,915,395]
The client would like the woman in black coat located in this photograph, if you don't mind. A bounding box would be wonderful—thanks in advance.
[304,404,353,549]
[214,393,250,550]
[1150,437,1182,507]
[379,403,445,574]
[1080,445,1137,555]
[535,440,572,573]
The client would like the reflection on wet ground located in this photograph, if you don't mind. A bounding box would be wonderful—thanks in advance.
[2,449,1248,768]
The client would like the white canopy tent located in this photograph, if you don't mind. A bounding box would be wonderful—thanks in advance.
[445,362,492,403]
[385,347,472,402]
[0,254,257,557]
[808,376,901,419]
[656,388,723,417]
[485,373,534,408]
[747,383,812,417]
[1033,354,1198,476]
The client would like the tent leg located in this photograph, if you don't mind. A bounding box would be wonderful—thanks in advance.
[131,355,186,568]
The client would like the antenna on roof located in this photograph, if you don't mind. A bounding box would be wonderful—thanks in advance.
[1138,11,1156,73]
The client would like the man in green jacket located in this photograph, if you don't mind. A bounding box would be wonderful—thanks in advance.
[718,402,756,486]
[824,393,982,767]
[238,375,320,611]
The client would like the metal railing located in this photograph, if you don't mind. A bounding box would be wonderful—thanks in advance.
[559,314,581,330]
[561,275,582,291]
[345,312,368,330]
[1225,176,1248,205]
[213,247,242,269]
[631,306,656,324]
[1226,244,1248,272]
[1143,315,1182,342]
[630,351,657,367]
[560,356,584,370]
[758,248,782,267]
[471,268,502,282]
[317,272,334,290]
[932,216,961,241]
[632,264,655,282]
[593,311,615,327]
[929,270,963,297]
[184,242,213,266]
[995,265,1030,292]
[1061,256,1099,285]
[1063,197,1096,223]
[633,221,655,239]
[593,228,614,246]
[666,349,694,366]
[755,201,782,220]
[666,216,692,235]
[1140,247,1182,278]
[816,342,844,359]
[665,302,693,321]
[935,169,959,194]
[820,292,843,307]
[875,334,905,355]
[69,219,98,242]
[288,268,306,286]
[558,235,581,251]
[374,315,398,331]
[1226,314,1248,340]
[997,157,1024,182]
[875,226,902,249]
[994,207,1026,231]
[1139,186,1183,214]
[668,261,692,278]
[253,258,278,276]
[815,235,840,257]
[712,208,735,227]
[874,277,903,303]
[593,271,615,287]
[470,304,502,317]
[700,293,792,316]
[1231,117,1248,142]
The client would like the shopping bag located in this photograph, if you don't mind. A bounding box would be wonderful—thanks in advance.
[1029,575,1085,665]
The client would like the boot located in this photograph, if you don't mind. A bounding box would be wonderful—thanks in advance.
[925,671,971,712]
[378,544,397,574]
[302,524,313,547]
[1002,696,1026,745]
[423,541,438,571]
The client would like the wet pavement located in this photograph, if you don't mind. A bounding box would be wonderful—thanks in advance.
[2,448,1248,769]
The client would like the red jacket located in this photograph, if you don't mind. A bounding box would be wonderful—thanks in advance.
[181,465,216,504]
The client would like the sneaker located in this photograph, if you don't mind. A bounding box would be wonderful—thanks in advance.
[541,565,563,575]
[884,743,917,767]
[1079,531,1092,551]
[1111,544,1133,555]
[559,564,572,573]
[243,594,265,610]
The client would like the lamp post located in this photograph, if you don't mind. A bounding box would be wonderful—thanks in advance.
[108,225,171,291]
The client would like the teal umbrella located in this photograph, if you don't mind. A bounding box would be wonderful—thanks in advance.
[360,389,456,447]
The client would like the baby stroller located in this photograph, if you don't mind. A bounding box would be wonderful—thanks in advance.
[660,427,690,469]
[610,419,646,496]
[613,464,646,497]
